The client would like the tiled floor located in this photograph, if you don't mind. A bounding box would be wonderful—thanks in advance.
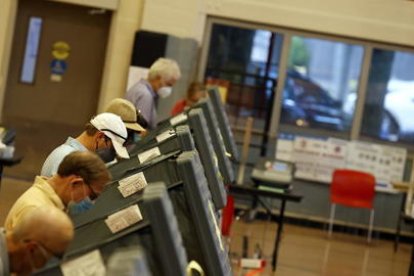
[229,219,411,276]
[0,176,411,276]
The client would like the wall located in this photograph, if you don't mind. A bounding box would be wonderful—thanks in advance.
[0,0,17,123]
[97,0,145,111]
[141,0,414,47]
[2,0,413,121]
[0,0,143,121]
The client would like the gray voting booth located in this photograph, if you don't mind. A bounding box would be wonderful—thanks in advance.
[154,98,235,185]
[37,148,231,276]
[37,93,239,276]
[106,246,152,276]
[128,109,227,210]
[207,87,239,162]
[36,182,187,276]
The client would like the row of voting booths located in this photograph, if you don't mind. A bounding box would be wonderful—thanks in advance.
[36,88,240,276]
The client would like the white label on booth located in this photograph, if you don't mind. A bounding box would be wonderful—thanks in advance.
[118,172,147,197]
[156,129,176,143]
[61,249,106,276]
[137,147,161,163]
[105,205,143,234]
[170,113,188,126]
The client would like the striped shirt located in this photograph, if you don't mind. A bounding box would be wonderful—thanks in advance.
[41,137,87,176]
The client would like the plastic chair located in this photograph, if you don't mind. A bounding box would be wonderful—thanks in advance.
[328,169,376,243]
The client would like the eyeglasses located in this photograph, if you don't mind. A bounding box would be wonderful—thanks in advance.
[86,183,99,200]
[37,241,64,260]
[25,240,64,260]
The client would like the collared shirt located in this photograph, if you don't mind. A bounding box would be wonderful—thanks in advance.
[0,229,10,276]
[41,137,88,177]
[125,79,158,129]
[4,176,65,232]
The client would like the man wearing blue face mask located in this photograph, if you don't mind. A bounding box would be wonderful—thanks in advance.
[40,113,128,215]
[125,58,181,129]
[6,151,110,229]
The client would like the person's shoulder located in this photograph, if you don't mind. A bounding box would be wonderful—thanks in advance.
[47,143,77,160]
[41,143,77,176]
[127,80,147,93]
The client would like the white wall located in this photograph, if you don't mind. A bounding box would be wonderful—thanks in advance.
[141,0,206,42]
[141,0,414,47]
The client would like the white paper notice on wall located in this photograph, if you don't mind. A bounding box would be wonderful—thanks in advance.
[275,139,293,162]
[105,205,143,234]
[315,138,348,183]
[170,113,188,126]
[156,129,176,143]
[118,172,147,198]
[346,141,380,176]
[293,137,323,181]
[137,147,161,163]
[61,249,106,276]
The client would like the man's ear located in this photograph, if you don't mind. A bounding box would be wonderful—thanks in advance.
[23,240,37,253]
[96,131,106,140]
[68,175,85,187]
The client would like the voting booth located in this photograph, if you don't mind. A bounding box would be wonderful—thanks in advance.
[35,95,240,276]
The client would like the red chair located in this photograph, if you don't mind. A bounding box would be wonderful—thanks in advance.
[328,169,376,243]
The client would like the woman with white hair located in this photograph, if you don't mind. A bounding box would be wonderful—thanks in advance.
[125,58,181,129]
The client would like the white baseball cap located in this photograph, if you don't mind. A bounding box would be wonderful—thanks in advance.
[90,113,130,159]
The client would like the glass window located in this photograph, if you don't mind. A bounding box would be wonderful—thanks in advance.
[361,49,414,143]
[20,17,43,84]
[205,24,283,131]
[280,36,364,133]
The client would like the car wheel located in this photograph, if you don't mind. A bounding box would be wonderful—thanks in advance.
[381,112,400,141]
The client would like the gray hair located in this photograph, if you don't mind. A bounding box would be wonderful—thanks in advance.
[148,58,181,82]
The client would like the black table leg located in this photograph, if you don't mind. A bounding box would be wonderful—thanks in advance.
[272,198,286,271]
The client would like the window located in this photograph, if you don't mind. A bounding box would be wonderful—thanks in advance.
[279,36,364,133]
[205,24,283,130]
[360,49,414,143]
[20,17,43,84]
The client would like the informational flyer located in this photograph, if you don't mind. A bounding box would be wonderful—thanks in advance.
[275,138,294,162]
[293,136,324,181]
[315,138,347,183]
[346,141,378,176]
[280,136,406,185]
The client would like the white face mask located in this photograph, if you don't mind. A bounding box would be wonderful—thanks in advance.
[158,86,173,98]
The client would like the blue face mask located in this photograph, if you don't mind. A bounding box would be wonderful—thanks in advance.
[67,198,94,216]
[133,133,141,143]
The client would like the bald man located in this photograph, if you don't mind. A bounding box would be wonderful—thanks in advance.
[5,151,111,231]
[0,207,74,275]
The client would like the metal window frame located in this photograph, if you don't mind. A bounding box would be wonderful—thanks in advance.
[198,16,414,150]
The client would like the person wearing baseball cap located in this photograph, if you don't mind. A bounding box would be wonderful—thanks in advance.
[41,112,129,178]
[40,112,129,215]
[105,98,147,145]
[90,112,130,161]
